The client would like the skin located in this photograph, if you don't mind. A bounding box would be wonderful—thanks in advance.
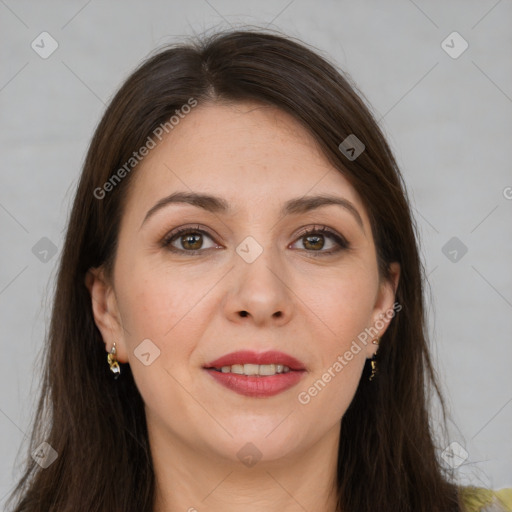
[87,101,400,512]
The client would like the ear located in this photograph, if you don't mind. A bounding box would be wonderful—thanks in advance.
[367,261,401,356]
[85,267,129,363]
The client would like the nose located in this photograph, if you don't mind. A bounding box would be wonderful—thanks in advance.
[223,246,293,327]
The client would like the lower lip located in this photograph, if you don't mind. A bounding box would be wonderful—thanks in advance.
[204,369,306,398]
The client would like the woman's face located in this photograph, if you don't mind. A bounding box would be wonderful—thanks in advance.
[89,101,399,465]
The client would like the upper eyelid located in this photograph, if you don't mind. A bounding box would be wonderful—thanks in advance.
[162,224,217,243]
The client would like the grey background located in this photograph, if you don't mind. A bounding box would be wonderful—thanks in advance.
[1,0,511,505]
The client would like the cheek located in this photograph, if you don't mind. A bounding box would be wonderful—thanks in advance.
[113,264,207,417]
[295,310,369,427]
[116,257,210,338]
[294,264,376,417]
[303,262,378,353]
[114,257,224,379]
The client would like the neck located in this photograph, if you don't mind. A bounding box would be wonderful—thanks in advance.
[149,416,341,512]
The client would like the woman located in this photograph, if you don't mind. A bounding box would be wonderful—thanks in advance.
[7,29,511,512]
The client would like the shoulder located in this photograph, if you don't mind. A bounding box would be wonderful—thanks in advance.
[458,486,512,512]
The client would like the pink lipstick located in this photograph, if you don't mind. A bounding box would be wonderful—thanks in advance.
[203,350,306,398]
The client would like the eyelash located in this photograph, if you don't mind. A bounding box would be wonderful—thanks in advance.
[161,224,350,257]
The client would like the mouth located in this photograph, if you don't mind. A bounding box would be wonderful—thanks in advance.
[203,350,307,398]
[204,349,306,372]
[206,363,295,376]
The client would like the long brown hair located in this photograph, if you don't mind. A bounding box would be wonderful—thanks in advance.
[7,28,464,511]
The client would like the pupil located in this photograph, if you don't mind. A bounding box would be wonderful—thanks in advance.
[305,235,324,250]
[183,233,202,250]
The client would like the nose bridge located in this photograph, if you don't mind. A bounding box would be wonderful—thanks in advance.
[237,234,284,294]
[227,233,292,324]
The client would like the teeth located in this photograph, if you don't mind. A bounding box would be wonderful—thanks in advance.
[231,364,244,375]
[217,364,291,376]
[258,364,275,376]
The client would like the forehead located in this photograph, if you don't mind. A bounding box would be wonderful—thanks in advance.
[124,101,367,222]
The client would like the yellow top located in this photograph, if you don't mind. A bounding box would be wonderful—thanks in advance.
[459,486,512,512]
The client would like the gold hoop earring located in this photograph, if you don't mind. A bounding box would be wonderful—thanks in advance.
[107,342,121,379]
[369,337,380,381]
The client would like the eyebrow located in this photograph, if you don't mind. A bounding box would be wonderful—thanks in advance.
[140,191,365,232]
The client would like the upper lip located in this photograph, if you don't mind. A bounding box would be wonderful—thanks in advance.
[204,350,306,371]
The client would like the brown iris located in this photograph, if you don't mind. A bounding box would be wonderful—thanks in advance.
[181,232,203,250]
[302,234,324,251]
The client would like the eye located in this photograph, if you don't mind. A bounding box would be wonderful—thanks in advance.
[161,224,349,256]
[161,225,220,254]
[290,225,349,256]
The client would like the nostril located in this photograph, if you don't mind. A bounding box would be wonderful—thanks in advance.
[240,311,248,317]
